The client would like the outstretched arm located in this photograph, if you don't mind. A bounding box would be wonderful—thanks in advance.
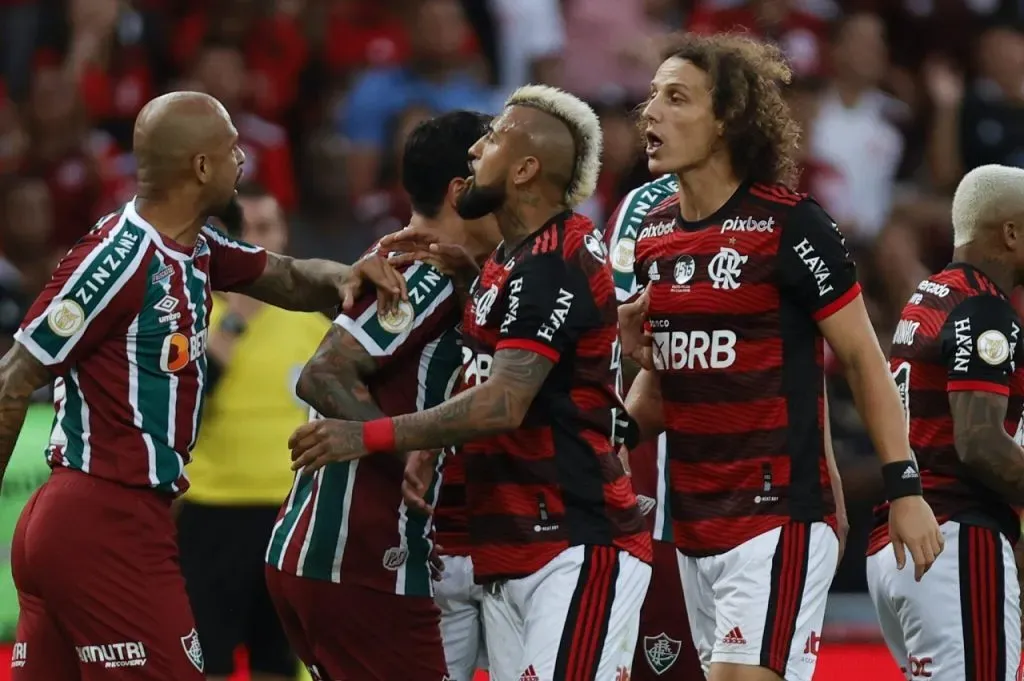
[0,345,52,480]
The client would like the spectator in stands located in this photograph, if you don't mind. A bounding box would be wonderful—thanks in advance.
[190,42,298,212]
[324,0,411,79]
[178,184,330,681]
[0,0,39,101]
[689,0,831,77]
[0,83,27,177]
[807,12,905,248]
[337,0,494,203]
[0,177,57,354]
[928,23,1024,192]
[488,0,565,96]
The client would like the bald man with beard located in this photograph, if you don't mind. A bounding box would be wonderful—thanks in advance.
[3,92,404,681]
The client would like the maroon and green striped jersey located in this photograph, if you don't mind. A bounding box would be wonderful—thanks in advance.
[265,260,463,596]
[16,200,267,494]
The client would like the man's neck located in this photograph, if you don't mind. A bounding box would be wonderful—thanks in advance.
[952,245,1016,294]
[676,155,742,222]
[134,194,206,247]
[495,192,563,253]
[408,213,492,266]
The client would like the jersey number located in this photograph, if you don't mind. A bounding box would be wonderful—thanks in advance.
[891,361,911,431]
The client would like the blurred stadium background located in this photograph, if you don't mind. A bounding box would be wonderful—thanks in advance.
[3,0,1024,678]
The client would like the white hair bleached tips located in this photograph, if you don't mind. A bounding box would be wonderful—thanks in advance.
[505,84,603,208]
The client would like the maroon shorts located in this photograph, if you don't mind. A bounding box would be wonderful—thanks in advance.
[11,468,203,681]
[632,540,704,681]
[265,566,447,681]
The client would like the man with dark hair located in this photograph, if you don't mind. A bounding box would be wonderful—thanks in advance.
[6,91,403,681]
[264,110,500,681]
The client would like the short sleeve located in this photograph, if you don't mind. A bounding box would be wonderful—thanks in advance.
[941,294,1021,396]
[604,191,641,302]
[201,226,268,292]
[334,261,458,365]
[16,225,148,372]
[777,199,861,320]
[496,252,599,362]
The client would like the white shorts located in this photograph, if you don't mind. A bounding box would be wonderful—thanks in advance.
[866,520,1021,681]
[482,545,652,681]
[679,521,837,681]
[435,554,488,681]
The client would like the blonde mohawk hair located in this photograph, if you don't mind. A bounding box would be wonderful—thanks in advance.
[505,84,602,208]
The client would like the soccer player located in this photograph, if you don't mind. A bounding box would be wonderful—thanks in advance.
[289,85,653,681]
[263,110,499,681]
[866,164,1024,681]
[619,34,944,681]
[606,176,849,681]
[5,91,404,681]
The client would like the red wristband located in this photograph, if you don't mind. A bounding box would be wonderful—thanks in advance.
[363,418,395,453]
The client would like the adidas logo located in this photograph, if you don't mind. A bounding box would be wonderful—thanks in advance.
[520,665,540,681]
[902,465,918,480]
[723,626,747,645]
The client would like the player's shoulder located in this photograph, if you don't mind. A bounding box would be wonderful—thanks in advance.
[61,209,154,276]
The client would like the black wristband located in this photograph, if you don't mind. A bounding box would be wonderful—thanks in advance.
[882,460,923,501]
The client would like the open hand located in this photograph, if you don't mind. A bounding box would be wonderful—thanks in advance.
[381,226,480,281]
[402,449,440,515]
[619,287,654,369]
[338,254,408,314]
[289,419,367,474]
[888,495,945,581]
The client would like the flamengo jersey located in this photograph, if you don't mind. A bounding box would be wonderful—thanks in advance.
[460,211,651,581]
[867,264,1024,554]
[632,183,859,556]
[16,199,266,495]
[433,450,470,557]
[604,174,678,544]
[266,260,463,596]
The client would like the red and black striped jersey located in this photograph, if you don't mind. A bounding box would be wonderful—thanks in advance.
[433,449,470,557]
[867,264,1024,554]
[458,211,652,581]
[632,182,859,556]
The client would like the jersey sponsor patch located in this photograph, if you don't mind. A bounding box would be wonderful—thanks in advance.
[377,300,414,333]
[46,299,85,337]
[673,256,695,285]
[977,329,1010,365]
[612,238,635,272]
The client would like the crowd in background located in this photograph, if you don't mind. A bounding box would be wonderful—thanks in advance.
[2,0,1024,598]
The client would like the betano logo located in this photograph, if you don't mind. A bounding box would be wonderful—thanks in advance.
[159,329,208,373]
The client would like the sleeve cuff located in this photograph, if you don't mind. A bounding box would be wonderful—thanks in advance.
[947,379,1010,396]
[495,338,560,363]
[13,329,58,368]
[812,282,862,322]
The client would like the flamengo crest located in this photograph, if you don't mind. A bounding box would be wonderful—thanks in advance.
[644,633,681,675]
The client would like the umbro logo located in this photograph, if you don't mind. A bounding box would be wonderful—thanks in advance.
[154,295,181,324]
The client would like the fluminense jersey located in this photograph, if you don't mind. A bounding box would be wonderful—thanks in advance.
[604,175,678,544]
[16,199,267,495]
[266,259,463,596]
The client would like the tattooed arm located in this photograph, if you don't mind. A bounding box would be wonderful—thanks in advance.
[234,253,408,312]
[295,325,386,422]
[0,344,52,481]
[949,390,1024,505]
[391,349,552,451]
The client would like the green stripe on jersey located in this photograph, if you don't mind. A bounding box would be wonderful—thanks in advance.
[609,175,677,299]
[59,371,87,470]
[654,433,674,542]
[266,474,317,567]
[298,462,355,581]
[23,218,148,364]
[340,263,453,356]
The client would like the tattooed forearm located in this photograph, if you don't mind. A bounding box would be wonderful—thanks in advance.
[0,344,51,480]
[949,391,1024,505]
[238,253,350,311]
[391,349,554,452]
[296,327,385,422]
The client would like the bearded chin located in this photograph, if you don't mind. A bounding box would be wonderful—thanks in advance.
[215,194,244,236]
[456,182,506,220]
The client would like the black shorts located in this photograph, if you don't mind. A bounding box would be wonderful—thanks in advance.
[177,501,294,676]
